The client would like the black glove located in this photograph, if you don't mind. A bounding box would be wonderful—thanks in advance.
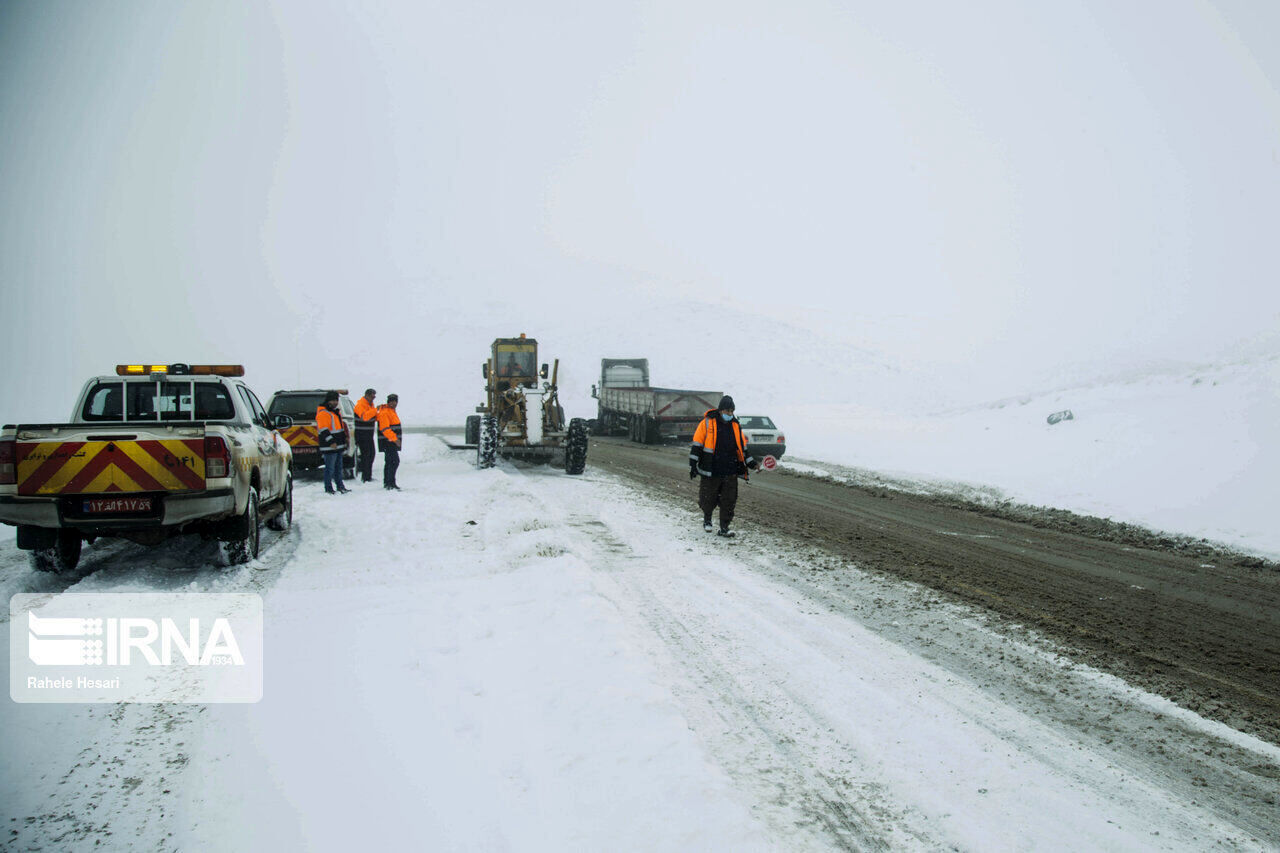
[747,459,759,471]
[689,461,697,480]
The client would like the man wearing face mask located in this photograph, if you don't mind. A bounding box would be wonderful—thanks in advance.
[689,395,758,537]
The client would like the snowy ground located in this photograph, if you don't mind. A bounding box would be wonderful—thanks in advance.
[773,353,1280,559]
[2,438,1278,850]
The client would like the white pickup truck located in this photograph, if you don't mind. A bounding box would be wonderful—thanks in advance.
[0,364,294,573]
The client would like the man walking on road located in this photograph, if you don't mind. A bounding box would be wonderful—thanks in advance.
[689,395,757,537]
[378,394,403,490]
[353,388,378,483]
[316,390,351,495]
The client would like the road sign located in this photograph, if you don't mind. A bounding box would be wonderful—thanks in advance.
[761,455,778,471]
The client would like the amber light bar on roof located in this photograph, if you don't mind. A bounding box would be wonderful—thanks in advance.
[115,364,244,377]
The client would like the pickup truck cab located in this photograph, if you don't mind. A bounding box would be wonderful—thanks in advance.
[0,363,294,573]
[266,389,356,478]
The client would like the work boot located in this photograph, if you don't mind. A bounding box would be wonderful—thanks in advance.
[703,518,713,533]
[717,526,735,538]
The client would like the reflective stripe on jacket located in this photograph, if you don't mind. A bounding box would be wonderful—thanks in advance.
[316,406,347,452]
[353,398,378,433]
[689,409,754,477]
[377,405,402,446]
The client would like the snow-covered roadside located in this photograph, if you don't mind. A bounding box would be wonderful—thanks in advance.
[3,437,1277,850]
[773,355,1280,558]
[1,439,767,851]
[172,440,768,850]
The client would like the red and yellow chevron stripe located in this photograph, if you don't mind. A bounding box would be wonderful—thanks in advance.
[16,440,205,496]
[280,425,319,448]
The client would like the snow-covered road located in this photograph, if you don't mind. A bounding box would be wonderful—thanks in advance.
[2,438,1277,850]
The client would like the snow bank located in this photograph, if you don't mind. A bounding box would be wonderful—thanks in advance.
[775,355,1280,557]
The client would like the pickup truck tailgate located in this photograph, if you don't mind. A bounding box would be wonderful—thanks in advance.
[15,426,206,496]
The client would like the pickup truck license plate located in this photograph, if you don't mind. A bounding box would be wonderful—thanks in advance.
[82,497,154,514]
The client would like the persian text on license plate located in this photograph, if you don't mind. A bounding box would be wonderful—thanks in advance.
[83,497,154,514]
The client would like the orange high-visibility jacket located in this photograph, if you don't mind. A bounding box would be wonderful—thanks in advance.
[377,405,402,448]
[315,406,347,451]
[689,409,753,477]
[353,397,378,433]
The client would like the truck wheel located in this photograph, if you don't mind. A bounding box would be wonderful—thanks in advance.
[465,414,481,445]
[565,418,588,475]
[267,476,293,532]
[29,530,82,574]
[642,416,657,445]
[477,416,498,469]
[223,487,260,565]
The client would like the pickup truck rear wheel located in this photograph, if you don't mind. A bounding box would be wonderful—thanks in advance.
[267,476,293,532]
[29,530,82,574]
[223,487,260,565]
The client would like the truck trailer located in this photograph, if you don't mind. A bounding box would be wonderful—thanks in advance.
[591,358,722,444]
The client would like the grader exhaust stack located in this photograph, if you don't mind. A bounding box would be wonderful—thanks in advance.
[465,336,588,474]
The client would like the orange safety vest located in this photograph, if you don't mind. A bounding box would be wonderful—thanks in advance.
[690,410,752,477]
[353,397,378,433]
[315,406,347,451]
[377,405,402,447]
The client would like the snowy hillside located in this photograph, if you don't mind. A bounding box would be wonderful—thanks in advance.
[299,289,924,428]
[776,352,1280,558]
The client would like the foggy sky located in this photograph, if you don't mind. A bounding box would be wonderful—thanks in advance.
[2,0,1278,423]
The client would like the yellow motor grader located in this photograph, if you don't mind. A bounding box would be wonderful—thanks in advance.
[466,334,588,474]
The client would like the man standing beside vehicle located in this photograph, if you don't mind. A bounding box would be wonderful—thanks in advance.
[689,395,758,537]
[317,390,351,495]
[378,393,403,490]
[353,388,378,483]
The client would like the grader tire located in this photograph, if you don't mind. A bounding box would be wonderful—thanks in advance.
[477,416,498,469]
[465,415,481,445]
[565,418,588,475]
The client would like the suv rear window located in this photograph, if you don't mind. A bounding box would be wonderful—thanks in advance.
[268,394,327,421]
[269,393,352,421]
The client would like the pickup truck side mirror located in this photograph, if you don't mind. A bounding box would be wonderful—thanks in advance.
[273,414,294,429]
[540,363,549,379]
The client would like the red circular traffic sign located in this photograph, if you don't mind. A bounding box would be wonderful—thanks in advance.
[761,455,778,471]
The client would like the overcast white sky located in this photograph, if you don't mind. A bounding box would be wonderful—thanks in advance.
[2,0,1277,422]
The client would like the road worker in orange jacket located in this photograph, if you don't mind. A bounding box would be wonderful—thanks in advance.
[316,390,350,495]
[377,394,403,490]
[353,388,378,483]
[689,395,757,537]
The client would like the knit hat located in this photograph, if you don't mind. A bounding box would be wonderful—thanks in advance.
[387,393,399,403]
[717,395,735,411]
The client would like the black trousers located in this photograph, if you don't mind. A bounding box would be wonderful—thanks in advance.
[355,430,376,481]
[382,444,400,487]
[698,474,739,526]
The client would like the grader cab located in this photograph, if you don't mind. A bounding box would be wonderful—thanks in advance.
[466,335,588,474]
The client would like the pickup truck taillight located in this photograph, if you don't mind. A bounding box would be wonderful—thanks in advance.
[204,436,231,479]
[0,439,14,485]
